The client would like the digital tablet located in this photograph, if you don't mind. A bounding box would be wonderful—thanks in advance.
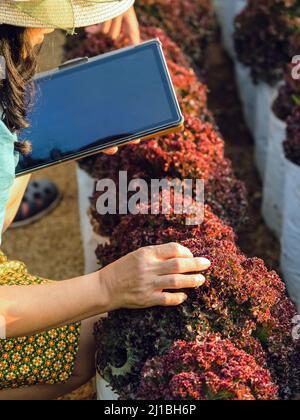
[16,39,184,176]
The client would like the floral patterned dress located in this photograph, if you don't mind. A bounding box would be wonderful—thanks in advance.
[0,251,81,389]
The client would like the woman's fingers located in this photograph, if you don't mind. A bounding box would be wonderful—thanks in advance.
[101,138,140,155]
[128,139,141,145]
[102,146,119,155]
[100,19,112,35]
[109,15,123,40]
[123,6,141,45]
[158,274,206,290]
[150,242,193,260]
[159,256,211,275]
[154,292,188,307]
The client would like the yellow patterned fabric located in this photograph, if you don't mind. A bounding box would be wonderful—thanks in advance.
[0,251,81,390]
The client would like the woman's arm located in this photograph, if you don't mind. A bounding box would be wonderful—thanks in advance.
[2,174,31,232]
[1,271,107,338]
[1,243,210,338]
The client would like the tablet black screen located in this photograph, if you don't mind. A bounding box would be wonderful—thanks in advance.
[17,41,181,174]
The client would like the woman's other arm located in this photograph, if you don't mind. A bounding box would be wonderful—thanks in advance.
[2,174,31,232]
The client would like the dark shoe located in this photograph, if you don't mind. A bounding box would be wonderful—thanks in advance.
[11,179,61,228]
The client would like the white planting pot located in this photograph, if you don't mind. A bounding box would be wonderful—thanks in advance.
[219,0,240,58]
[254,83,279,179]
[235,0,247,16]
[76,166,109,274]
[235,62,257,134]
[212,0,225,23]
[281,159,300,312]
[96,375,119,401]
[221,0,236,58]
[214,0,247,59]
[262,112,287,239]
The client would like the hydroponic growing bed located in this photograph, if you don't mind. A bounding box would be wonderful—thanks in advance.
[66,0,300,400]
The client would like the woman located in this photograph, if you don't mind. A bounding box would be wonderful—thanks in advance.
[0,0,210,400]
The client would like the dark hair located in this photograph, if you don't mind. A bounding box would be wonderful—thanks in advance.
[0,25,40,154]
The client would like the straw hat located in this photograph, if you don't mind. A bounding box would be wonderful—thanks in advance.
[0,0,135,33]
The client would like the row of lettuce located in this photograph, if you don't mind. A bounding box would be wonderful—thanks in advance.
[67,0,300,400]
[217,0,300,316]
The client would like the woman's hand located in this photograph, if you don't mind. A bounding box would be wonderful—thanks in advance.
[102,139,140,155]
[100,243,211,311]
[1,243,209,338]
[86,6,141,45]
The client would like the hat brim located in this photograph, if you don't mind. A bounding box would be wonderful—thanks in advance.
[0,0,135,30]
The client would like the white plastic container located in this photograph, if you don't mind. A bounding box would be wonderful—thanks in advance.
[214,0,247,59]
[254,83,278,179]
[281,159,300,312]
[96,375,119,400]
[221,0,236,58]
[220,0,245,59]
[235,0,247,16]
[76,166,109,274]
[235,62,257,134]
[212,0,224,23]
[262,112,287,239]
